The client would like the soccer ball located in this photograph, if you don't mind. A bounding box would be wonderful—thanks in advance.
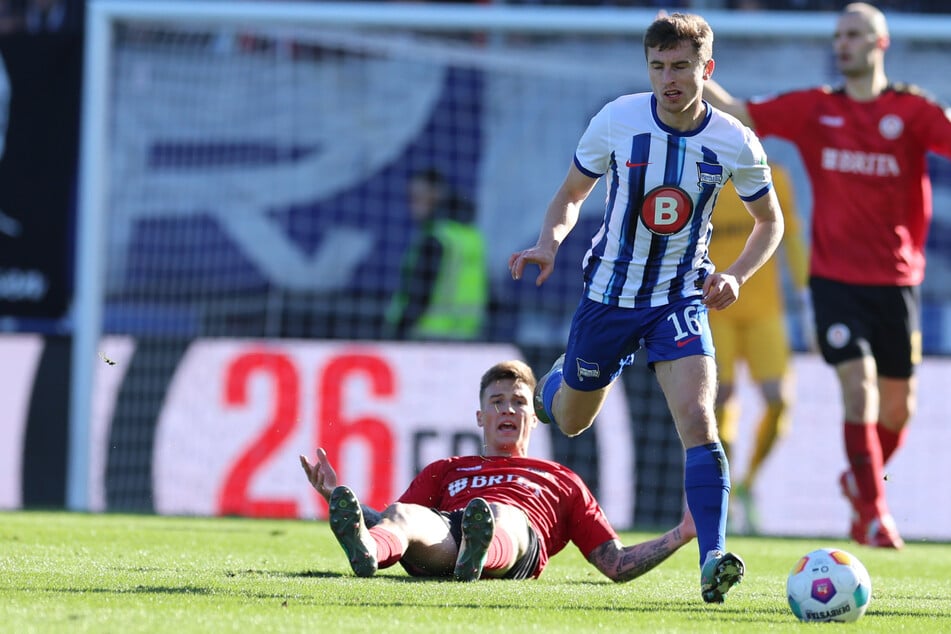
[786,548,872,623]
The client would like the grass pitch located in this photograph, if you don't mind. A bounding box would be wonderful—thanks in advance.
[2,511,949,633]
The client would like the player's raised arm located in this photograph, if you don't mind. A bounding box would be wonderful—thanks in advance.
[300,447,338,501]
[703,78,754,129]
[299,448,383,526]
[508,162,598,286]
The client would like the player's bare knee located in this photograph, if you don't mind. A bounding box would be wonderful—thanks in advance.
[879,404,912,428]
[381,502,413,526]
[558,417,594,437]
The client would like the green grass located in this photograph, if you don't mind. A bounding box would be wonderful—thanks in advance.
[2,511,949,633]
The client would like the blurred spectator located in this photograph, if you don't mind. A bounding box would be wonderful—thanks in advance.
[384,168,489,341]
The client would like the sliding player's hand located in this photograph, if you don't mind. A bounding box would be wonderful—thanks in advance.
[299,447,338,501]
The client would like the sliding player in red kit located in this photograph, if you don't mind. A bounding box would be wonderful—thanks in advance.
[301,360,697,585]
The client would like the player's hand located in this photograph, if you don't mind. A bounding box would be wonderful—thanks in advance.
[299,447,338,501]
[701,272,740,311]
[508,245,556,286]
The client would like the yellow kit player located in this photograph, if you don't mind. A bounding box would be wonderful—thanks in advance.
[709,163,809,534]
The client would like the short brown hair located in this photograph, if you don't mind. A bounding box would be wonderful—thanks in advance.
[643,12,713,62]
[479,360,536,403]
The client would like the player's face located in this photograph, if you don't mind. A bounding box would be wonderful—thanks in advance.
[477,378,537,457]
[646,41,713,130]
[833,12,882,77]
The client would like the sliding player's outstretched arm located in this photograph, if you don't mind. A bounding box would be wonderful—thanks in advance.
[588,508,697,583]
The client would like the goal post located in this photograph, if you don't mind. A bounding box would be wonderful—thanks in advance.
[69,1,951,513]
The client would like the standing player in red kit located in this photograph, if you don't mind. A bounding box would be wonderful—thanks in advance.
[300,360,697,585]
[704,2,951,548]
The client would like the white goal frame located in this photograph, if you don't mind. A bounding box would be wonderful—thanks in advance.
[69,0,951,510]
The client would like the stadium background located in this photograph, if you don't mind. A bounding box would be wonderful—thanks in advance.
[1,1,950,540]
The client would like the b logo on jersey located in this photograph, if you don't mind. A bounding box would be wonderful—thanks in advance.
[641,185,693,235]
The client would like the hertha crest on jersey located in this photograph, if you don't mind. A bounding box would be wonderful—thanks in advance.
[697,161,724,187]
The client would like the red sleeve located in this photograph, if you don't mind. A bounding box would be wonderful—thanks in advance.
[747,89,818,140]
[564,471,619,558]
[396,460,448,508]
[918,98,951,159]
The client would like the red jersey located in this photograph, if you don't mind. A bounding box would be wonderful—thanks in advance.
[748,85,951,286]
[397,455,618,578]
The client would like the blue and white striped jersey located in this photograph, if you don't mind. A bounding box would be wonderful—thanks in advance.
[574,93,772,308]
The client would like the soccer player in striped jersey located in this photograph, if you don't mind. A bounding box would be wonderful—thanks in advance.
[705,2,951,549]
[509,13,784,602]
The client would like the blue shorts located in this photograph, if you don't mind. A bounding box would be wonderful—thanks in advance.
[563,296,715,391]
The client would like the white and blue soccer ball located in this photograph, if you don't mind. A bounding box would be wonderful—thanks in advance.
[786,548,872,623]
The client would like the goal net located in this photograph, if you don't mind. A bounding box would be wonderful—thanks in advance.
[71,2,951,529]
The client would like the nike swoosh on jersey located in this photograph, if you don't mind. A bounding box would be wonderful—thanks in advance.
[676,335,701,347]
[625,160,651,168]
